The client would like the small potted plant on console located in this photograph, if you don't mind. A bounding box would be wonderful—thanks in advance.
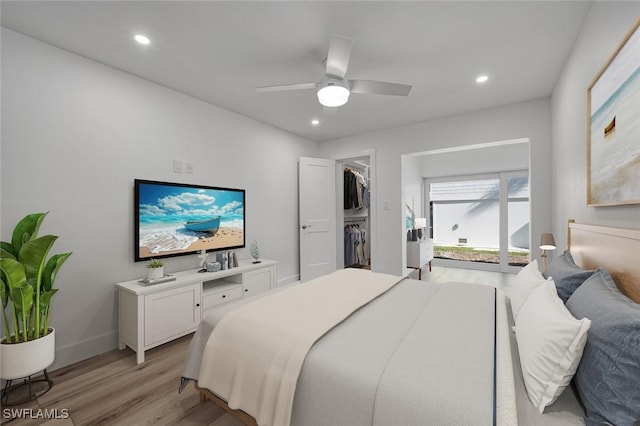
[146,258,164,280]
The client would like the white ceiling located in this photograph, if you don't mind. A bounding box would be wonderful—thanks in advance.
[1,1,592,142]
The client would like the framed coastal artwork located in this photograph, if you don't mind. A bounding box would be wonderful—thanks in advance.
[587,18,640,206]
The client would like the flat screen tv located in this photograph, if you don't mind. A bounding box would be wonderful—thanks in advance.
[134,179,245,262]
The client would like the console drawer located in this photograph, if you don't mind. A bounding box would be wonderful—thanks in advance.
[202,285,242,310]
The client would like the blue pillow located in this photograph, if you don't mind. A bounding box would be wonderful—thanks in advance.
[543,250,595,303]
[566,269,640,426]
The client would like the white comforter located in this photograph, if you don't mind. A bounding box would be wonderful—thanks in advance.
[197,268,403,426]
[183,272,529,425]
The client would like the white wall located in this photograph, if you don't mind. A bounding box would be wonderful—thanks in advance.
[551,4,640,250]
[400,156,423,268]
[402,156,423,218]
[418,142,529,178]
[318,98,552,276]
[1,29,317,369]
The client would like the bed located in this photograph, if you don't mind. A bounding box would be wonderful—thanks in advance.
[180,220,640,426]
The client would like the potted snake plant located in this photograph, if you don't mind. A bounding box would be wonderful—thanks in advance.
[0,212,72,381]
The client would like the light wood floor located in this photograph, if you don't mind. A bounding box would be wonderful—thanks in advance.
[1,335,238,426]
[2,266,515,425]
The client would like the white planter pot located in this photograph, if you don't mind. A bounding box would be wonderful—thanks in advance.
[147,266,164,280]
[1,328,55,380]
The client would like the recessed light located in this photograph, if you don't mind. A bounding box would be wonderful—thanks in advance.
[134,34,151,45]
[476,75,489,84]
[311,119,320,126]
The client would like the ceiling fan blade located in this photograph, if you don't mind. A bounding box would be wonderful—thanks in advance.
[325,35,353,79]
[256,82,319,92]
[349,80,412,96]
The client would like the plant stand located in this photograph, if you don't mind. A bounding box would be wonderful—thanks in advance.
[1,369,53,406]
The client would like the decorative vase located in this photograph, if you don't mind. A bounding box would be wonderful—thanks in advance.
[147,266,164,280]
[250,240,261,263]
[1,328,55,380]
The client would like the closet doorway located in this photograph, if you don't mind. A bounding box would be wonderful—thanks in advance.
[336,152,376,271]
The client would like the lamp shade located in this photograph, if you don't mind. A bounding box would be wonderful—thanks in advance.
[539,233,556,250]
[414,217,427,229]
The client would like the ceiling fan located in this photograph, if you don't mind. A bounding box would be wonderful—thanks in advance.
[256,35,412,108]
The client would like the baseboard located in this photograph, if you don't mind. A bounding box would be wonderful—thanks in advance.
[277,274,300,286]
[50,330,119,371]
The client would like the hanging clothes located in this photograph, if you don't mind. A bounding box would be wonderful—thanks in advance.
[357,226,367,265]
[344,224,368,267]
[344,168,368,210]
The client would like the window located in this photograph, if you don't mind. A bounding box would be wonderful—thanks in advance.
[506,174,530,266]
[428,171,529,271]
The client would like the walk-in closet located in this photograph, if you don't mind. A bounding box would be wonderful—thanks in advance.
[342,158,371,270]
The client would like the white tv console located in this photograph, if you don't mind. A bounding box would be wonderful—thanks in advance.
[116,259,277,364]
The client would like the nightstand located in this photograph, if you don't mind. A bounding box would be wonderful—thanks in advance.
[407,239,434,280]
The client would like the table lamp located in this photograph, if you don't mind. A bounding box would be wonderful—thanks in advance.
[414,218,427,240]
[539,233,556,270]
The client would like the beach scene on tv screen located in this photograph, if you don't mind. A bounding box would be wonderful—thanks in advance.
[138,182,244,258]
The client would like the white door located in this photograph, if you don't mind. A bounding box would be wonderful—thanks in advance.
[299,157,337,282]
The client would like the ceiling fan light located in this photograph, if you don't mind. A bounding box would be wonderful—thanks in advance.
[317,85,350,107]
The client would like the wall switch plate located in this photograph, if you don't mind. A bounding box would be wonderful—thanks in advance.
[186,162,194,174]
[173,159,183,173]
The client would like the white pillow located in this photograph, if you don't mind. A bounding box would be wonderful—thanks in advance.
[515,281,591,413]
[508,259,547,320]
